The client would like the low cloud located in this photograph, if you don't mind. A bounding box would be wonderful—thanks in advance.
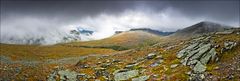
[0,7,238,44]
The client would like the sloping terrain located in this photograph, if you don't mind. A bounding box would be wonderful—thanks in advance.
[64,31,162,50]
[45,28,240,81]
[129,28,174,36]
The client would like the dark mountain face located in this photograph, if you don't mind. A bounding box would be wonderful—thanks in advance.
[173,21,232,36]
[129,28,175,36]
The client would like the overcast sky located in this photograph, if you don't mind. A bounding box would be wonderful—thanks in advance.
[1,0,239,44]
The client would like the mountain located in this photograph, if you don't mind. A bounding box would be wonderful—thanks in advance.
[129,28,174,36]
[172,21,232,37]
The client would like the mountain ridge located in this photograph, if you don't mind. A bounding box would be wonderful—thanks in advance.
[171,21,232,37]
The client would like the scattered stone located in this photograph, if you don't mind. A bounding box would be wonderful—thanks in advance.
[94,68,109,78]
[150,59,164,67]
[237,68,240,71]
[170,64,179,69]
[95,79,100,81]
[146,53,157,59]
[132,75,150,81]
[57,69,80,81]
[215,30,234,35]
[226,74,234,80]
[185,71,192,75]
[237,32,240,35]
[114,70,139,81]
[77,74,90,81]
[101,63,111,68]
[112,59,121,63]
[213,66,219,70]
[224,41,237,50]
[125,63,138,69]
[190,73,205,81]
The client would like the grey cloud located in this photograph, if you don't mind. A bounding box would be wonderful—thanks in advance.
[0,0,239,44]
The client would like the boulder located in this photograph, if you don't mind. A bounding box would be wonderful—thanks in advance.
[170,64,179,69]
[200,48,217,65]
[132,75,150,81]
[224,41,237,50]
[177,42,200,58]
[189,43,211,60]
[177,49,188,58]
[187,60,198,66]
[114,70,139,81]
[193,61,206,73]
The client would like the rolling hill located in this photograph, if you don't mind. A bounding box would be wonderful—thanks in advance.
[64,30,163,50]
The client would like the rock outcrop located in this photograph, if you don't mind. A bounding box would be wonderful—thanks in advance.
[177,36,218,80]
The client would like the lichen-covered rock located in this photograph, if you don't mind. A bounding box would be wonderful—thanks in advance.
[193,61,206,73]
[189,43,211,60]
[187,60,198,66]
[132,75,150,81]
[114,70,139,81]
[177,42,199,58]
[200,48,217,65]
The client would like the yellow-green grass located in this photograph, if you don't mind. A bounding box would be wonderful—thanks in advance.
[64,31,162,50]
[0,43,117,61]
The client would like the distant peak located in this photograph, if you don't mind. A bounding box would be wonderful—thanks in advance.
[199,21,215,23]
[198,21,219,25]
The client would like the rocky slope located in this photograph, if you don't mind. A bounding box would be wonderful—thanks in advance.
[43,28,240,81]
